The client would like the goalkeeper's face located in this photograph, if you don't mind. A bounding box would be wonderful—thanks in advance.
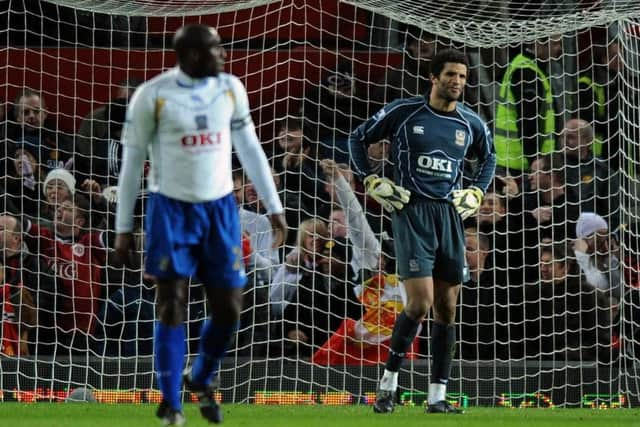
[431,62,466,103]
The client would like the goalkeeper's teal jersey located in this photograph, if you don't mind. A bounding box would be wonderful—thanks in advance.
[348,95,496,201]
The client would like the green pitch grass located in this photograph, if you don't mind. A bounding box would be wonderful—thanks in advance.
[0,403,637,427]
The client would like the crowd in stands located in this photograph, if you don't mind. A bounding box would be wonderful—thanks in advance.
[0,26,636,365]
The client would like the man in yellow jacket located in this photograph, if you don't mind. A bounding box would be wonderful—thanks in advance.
[494,36,563,173]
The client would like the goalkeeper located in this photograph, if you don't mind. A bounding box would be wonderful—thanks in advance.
[348,48,496,414]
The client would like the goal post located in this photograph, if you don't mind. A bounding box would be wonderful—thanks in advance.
[2,0,640,407]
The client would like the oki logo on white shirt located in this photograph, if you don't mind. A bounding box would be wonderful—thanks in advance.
[180,131,223,147]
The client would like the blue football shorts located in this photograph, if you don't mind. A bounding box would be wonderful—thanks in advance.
[144,192,247,288]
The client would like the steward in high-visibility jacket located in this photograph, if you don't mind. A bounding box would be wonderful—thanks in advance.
[494,52,556,172]
[577,74,607,157]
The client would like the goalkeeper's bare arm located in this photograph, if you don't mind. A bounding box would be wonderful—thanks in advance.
[347,48,496,415]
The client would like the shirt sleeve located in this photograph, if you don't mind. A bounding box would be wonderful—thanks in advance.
[334,174,380,270]
[469,119,497,193]
[115,84,155,233]
[348,103,397,179]
[228,75,283,215]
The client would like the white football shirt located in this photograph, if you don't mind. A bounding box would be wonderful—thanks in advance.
[116,67,282,233]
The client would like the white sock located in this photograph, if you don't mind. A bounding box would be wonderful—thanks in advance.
[379,370,398,391]
[428,383,446,404]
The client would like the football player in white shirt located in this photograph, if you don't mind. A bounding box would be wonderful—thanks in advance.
[114,24,286,426]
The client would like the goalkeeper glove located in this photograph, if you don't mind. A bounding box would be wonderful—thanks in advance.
[452,186,484,220]
[364,174,411,213]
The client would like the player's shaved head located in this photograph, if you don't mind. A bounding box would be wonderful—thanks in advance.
[173,24,220,55]
[173,24,225,78]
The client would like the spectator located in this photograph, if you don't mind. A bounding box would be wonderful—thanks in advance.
[559,118,619,225]
[2,147,43,219]
[274,117,330,224]
[0,258,36,356]
[302,61,369,164]
[494,35,563,173]
[576,47,607,157]
[573,212,621,304]
[76,78,143,186]
[524,153,580,244]
[38,167,76,224]
[576,32,622,167]
[26,194,109,352]
[371,25,436,107]
[0,214,58,355]
[232,170,280,281]
[458,227,510,360]
[321,159,380,278]
[8,88,73,172]
[40,168,114,234]
[93,229,154,358]
[231,170,280,356]
[235,163,298,247]
[522,243,612,360]
[312,244,419,366]
[94,273,155,358]
[269,218,328,319]
[280,237,362,358]
[475,179,526,287]
[312,159,418,365]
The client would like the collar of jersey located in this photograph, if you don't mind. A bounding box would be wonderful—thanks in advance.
[175,67,210,88]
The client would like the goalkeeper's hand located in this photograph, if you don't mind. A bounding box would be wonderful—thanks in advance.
[364,174,411,213]
[452,186,484,220]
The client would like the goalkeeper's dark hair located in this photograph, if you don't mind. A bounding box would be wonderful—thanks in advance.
[430,48,468,77]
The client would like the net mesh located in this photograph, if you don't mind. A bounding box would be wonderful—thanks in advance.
[1,0,640,407]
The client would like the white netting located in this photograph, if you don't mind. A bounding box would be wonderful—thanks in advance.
[42,1,276,16]
[1,0,640,408]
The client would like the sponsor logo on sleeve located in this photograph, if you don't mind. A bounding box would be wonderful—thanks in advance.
[373,108,386,121]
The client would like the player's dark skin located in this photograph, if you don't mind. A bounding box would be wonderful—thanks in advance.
[114,24,287,328]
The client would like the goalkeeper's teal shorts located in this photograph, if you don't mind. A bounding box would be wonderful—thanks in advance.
[392,198,465,284]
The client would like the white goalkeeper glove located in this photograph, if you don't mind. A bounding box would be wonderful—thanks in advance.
[364,174,411,213]
[452,186,484,220]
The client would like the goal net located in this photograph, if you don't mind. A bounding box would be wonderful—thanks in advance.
[1,0,640,408]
